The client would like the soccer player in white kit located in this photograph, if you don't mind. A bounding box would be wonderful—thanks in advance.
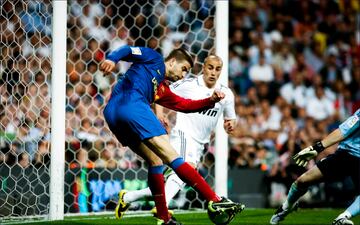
[117,55,239,217]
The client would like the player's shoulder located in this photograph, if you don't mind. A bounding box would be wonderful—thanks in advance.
[133,46,163,61]
[219,84,235,97]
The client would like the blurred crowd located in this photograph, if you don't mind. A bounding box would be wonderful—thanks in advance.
[0,0,216,171]
[226,0,360,204]
[0,0,359,203]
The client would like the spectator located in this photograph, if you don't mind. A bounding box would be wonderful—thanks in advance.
[272,44,296,76]
[249,53,274,83]
[280,71,307,108]
[306,85,335,121]
[319,53,343,88]
[18,152,30,168]
[304,41,325,73]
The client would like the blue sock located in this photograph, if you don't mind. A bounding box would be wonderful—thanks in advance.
[347,195,360,217]
[285,183,307,209]
[169,157,185,170]
[148,165,164,174]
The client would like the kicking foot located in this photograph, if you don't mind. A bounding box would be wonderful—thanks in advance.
[269,202,299,224]
[332,216,354,225]
[208,196,245,224]
[115,190,131,219]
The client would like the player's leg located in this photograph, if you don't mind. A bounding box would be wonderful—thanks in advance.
[332,155,360,225]
[132,142,173,223]
[144,134,244,224]
[144,134,220,202]
[163,130,198,205]
[271,150,353,224]
[332,195,359,225]
[115,141,166,219]
[119,103,219,202]
[270,165,324,224]
[121,169,188,206]
[105,100,178,224]
[122,187,152,203]
[126,131,198,217]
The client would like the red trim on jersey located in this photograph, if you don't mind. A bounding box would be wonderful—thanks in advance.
[154,81,215,113]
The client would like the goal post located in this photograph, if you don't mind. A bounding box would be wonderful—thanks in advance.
[214,0,229,198]
[49,0,67,221]
[0,1,230,222]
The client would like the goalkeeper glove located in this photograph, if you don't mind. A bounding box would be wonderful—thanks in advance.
[293,141,325,167]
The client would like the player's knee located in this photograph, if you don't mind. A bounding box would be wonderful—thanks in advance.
[295,176,311,189]
[146,157,163,166]
[161,154,179,164]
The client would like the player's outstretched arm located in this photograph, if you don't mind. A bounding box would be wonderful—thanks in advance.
[294,128,344,167]
[154,82,225,113]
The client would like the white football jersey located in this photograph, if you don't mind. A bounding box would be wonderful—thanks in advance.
[170,75,236,144]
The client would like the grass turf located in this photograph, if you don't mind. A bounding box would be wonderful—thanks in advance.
[3,209,360,225]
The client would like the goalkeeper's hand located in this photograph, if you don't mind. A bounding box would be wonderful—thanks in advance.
[293,146,318,167]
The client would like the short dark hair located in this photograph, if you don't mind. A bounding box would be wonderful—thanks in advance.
[165,48,194,67]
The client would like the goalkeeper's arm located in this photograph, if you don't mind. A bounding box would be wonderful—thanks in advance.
[319,128,345,151]
[306,128,345,153]
[294,128,345,167]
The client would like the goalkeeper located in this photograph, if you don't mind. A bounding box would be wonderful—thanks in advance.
[270,108,360,225]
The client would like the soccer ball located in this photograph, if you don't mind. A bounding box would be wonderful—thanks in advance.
[207,197,244,225]
[208,208,233,225]
[207,203,235,225]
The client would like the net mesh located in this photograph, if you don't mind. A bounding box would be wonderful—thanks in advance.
[0,0,218,218]
[0,0,52,218]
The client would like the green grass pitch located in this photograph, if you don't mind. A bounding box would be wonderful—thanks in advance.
[3,209,360,225]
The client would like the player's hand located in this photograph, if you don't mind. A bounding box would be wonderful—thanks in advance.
[293,146,318,167]
[100,60,116,75]
[224,119,236,134]
[210,90,225,103]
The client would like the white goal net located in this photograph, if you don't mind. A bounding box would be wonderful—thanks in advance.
[0,0,221,221]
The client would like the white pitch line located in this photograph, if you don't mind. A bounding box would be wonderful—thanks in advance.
[0,210,206,225]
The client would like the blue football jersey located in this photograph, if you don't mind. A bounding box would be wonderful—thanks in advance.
[103,46,167,146]
[338,108,360,158]
[107,45,165,103]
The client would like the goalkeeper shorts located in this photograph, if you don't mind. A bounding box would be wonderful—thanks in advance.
[317,150,360,193]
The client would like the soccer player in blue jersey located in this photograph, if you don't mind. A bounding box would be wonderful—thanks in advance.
[113,55,244,218]
[270,108,360,225]
[100,46,242,225]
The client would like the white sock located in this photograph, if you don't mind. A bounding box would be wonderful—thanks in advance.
[337,210,352,219]
[282,200,289,210]
[123,187,152,203]
[165,173,186,205]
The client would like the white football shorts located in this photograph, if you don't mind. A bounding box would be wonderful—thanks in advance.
[169,129,204,166]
